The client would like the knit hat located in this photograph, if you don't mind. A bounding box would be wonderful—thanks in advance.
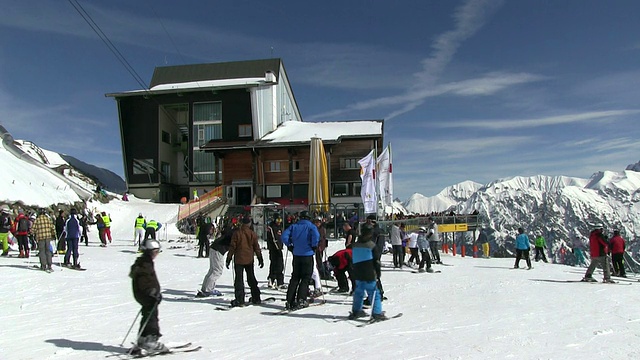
[242,216,251,224]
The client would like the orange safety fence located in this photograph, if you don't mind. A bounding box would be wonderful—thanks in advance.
[177,186,223,221]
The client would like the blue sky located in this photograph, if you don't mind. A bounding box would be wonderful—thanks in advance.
[1,0,640,201]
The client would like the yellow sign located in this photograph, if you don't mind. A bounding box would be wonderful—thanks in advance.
[438,223,468,232]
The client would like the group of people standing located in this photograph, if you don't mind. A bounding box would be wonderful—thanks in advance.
[389,217,441,272]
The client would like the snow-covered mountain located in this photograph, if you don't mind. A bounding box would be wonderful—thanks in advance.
[403,180,483,214]
[403,162,640,263]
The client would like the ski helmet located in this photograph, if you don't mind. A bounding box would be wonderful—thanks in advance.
[144,239,161,251]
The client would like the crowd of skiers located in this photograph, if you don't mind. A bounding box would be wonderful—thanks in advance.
[0,206,134,270]
[510,224,629,282]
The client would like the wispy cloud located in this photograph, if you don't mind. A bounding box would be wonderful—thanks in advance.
[396,135,534,160]
[308,0,513,121]
[433,110,640,130]
[414,0,504,85]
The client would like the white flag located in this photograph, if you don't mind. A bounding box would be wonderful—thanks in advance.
[358,149,377,214]
[377,144,393,208]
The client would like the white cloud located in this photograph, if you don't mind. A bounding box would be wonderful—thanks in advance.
[435,110,640,130]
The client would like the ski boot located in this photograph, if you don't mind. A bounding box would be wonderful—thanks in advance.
[372,312,389,321]
[348,310,367,320]
[138,335,169,355]
[581,276,597,283]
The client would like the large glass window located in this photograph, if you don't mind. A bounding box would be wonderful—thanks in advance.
[192,151,216,181]
[193,102,222,146]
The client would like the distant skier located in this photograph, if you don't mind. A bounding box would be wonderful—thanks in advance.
[133,213,146,247]
[534,232,548,263]
[514,227,532,270]
[417,227,434,273]
[197,217,213,258]
[427,217,441,264]
[55,209,66,253]
[390,223,403,268]
[101,212,112,244]
[32,209,55,272]
[281,210,319,310]
[266,215,284,289]
[572,236,588,267]
[477,228,490,258]
[142,220,162,250]
[226,216,263,307]
[196,225,232,297]
[609,230,626,278]
[95,213,107,247]
[0,207,13,256]
[63,208,82,269]
[13,209,31,258]
[349,223,387,321]
[129,239,169,355]
[327,248,353,293]
[582,224,614,283]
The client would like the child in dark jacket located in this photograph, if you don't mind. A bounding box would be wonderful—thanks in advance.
[129,239,169,355]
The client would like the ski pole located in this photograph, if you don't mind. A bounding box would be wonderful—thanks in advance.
[121,307,143,346]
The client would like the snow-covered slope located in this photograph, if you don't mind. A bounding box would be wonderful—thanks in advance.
[2,233,640,359]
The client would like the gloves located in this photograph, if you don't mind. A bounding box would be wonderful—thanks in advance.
[149,288,162,302]
[258,257,264,268]
[226,259,231,269]
[287,245,294,253]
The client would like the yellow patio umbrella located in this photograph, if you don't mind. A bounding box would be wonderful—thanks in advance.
[308,137,329,213]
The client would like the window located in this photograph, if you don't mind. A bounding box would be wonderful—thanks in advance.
[161,131,171,144]
[161,162,170,181]
[341,158,359,170]
[353,183,361,196]
[192,151,216,181]
[193,102,222,146]
[266,185,281,198]
[239,124,252,137]
[333,183,348,197]
[133,159,154,175]
[292,160,301,171]
[268,161,286,172]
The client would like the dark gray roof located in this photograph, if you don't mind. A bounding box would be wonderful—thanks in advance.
[150,58,281,88]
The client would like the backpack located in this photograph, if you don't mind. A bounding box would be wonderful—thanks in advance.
[17,217,30,233]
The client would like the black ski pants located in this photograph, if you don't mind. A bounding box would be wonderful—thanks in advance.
[534,246,547,262]
[233,263,261,304]
[612,253,625,276]
[408,247,420,264]
[268,249,284,286]
[515,249,532,268]
[286,255,314,305]
[429,241,441,262]
[392,245,404,268]
[197,237,210,258]
[139,303,160,337]
[419,249,432,270]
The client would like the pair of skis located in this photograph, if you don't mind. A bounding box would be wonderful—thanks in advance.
[330,312,404,327]
[215,297,277,311]
[108,342,201,358]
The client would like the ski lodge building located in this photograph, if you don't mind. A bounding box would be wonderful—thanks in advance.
[106,59,383,211]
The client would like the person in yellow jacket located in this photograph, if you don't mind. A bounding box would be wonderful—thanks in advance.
[101,211,112,243]
[133,213,146,247]
[140,220,162,250]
